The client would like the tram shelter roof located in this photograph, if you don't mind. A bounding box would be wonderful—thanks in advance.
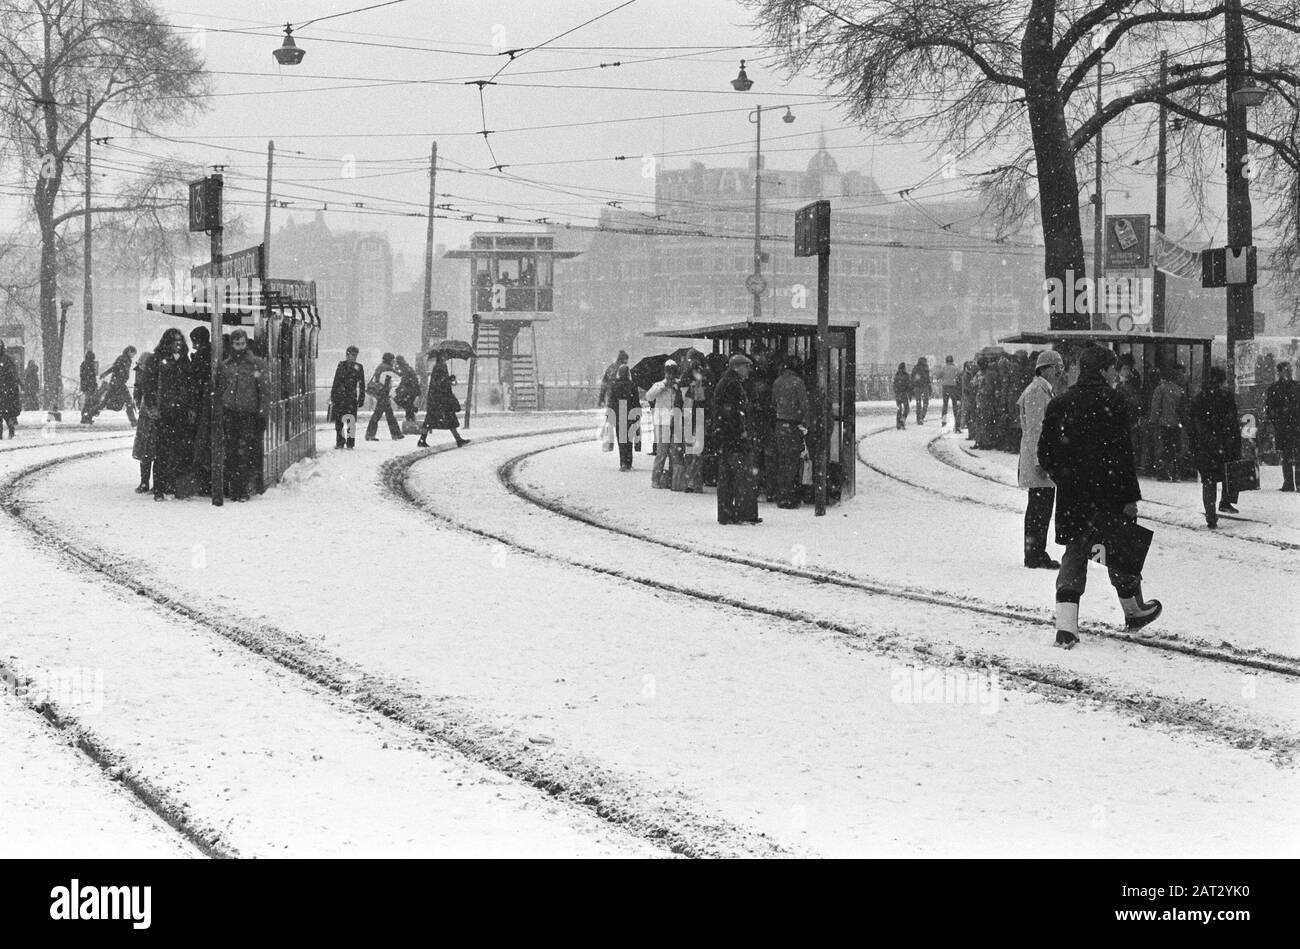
[647,317,860,341]
[1000,329,1212,347]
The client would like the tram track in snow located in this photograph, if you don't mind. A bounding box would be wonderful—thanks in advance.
[860,425,1299,553]
[380,430,1300,765]
[492,427,1300,682]
[0,431,789,859]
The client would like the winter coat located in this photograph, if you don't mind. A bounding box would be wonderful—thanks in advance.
[911,363,931,398]
[105,353,134,411]
[645,378,685,444]
[21,362,40,410]
[598,360,625,407]
[892,369,911,401]
[1037,371,1141,546]
[975,369,999,448]
[933,363,960,390]
[710,369,749,454]
[330,360,366,417]
[1265,378,1300,451]
[0,355,20,418]
[1016,374,1056,489]
[424,364,461,430]
[370,361,398,401]
[393,362,421,411]
[1187,387,1241,479]
[217,351,269,416]
[772,369,809,426]
[152,352,194,416]
[606,377,641,450]
[1148,380,1185,429]
[80,356,99,395]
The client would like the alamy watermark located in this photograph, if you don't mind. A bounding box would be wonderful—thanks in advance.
[1043,270,1154,319]
[2,665,104,714]
[890,665,1000,715]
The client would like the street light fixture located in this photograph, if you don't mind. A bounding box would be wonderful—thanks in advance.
[1232,84,1267,107]
[273,24,305,66]
[731,60,753,92]
[782,107,795,124]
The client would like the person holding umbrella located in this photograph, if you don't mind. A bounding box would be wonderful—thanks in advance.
[418,350,470,448]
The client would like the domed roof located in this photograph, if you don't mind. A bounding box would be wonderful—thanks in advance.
[807,130,839,175]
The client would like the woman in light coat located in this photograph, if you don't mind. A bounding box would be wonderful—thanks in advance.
[1017,349,1064,568]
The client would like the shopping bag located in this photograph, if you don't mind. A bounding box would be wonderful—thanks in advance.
[1225,458,1259,493]
[1086,507,1154,576]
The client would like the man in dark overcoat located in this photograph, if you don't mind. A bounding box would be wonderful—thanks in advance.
[712,353,757,525]
[1038,345,1161,648]
[330,345,366,449]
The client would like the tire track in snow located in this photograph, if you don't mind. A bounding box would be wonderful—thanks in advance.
[0,434,791,859]
[382,432,1300,764]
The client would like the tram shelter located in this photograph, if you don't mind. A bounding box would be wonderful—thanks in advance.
[1000,329,1213,397]
[647,316,858,502]
[146,245,321,498]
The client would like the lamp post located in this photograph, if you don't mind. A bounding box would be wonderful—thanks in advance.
[731,62,795,322]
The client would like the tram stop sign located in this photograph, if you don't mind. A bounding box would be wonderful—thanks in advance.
[188,176,223,233]
[795,200,830,257]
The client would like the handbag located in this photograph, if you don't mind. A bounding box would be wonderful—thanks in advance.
[365,379,384,398]
[1225,458,1259,493]
[1086,507,1154,576]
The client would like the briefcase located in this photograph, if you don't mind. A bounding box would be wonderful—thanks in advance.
[1225,459,1259,493]
[1087,507,1154,576]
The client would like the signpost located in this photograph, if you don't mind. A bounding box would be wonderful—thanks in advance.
[191,174,225,506]
[795,199,831,516]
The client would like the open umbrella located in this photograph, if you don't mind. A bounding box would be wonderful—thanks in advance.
[669,346,704,366]
[426,339,477,360]
[629,353,669,391]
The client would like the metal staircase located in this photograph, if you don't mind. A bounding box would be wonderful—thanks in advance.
[469,318,539,411]
[510,353,538,410]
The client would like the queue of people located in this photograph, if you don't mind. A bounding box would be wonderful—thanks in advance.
[128,325,267,502]
[599,347,814,524]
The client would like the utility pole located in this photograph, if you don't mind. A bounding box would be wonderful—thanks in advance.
[1153,51,1168,333]
[422,141,438,350]
[1093,62,1104,329]
[263,140,274,274]
[1224,0,1255,393]
[209,173,225,508]
[83,90,93,356]
[752,105,763,323]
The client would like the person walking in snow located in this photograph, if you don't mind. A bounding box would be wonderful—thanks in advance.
[935,355,962,429]
[329,346,366,449]
[1037,345,1162,649]
[364,352,404,441]
[712,353,758,524]
[1188,365,1242,528]
[605,363,640,471]
[417,353,470,449]
[598,349,629,408]
[79,351,100,423]
[0,342,21,438]
[892,362,911,430]
[98,346,139,427]
[911,357,931,425]
[392,354,422,425]
[1265,361,1300,491]
[1017,350,1064,569]
[147,328,195,500]
[21,360,40,411]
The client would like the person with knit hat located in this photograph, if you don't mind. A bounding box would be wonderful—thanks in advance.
[1038,345,1162,648]
[1017,349,1064,569]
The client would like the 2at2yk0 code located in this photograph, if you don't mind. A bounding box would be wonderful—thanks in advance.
[1123,885,1250,899]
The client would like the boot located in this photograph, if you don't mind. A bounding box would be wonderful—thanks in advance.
[1054,600,1080,649]
[416,435,428,448]
[346,438,355,449]
[1218,501,1238,514]
[1119,587,1162,634]
[455,436,471,448]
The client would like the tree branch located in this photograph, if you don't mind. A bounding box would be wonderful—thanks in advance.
[1070,70,1227,151]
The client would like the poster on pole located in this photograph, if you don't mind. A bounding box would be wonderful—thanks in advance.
[1234,339,1258,389]
[1104,214,1150,270]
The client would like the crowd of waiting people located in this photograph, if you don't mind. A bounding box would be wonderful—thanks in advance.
[598,346,816,523]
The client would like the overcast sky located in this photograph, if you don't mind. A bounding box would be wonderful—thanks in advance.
[4,0,1250,286]
[86,0,971,277]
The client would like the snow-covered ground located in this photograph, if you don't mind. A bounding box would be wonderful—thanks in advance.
[6,408,1297,857]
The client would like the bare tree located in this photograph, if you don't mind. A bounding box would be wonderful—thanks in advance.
[746,0,1300,328]
[0,0,208,409]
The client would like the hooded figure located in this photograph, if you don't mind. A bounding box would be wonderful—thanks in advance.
[0,343,21,437]
[79,351,100,423]
[21,360,40,411]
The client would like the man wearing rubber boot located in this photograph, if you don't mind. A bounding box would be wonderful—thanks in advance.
[1037,345,1161,648]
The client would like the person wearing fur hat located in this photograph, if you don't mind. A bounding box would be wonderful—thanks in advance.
[1038,345,1161,648]
[1017,350,1064,569]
